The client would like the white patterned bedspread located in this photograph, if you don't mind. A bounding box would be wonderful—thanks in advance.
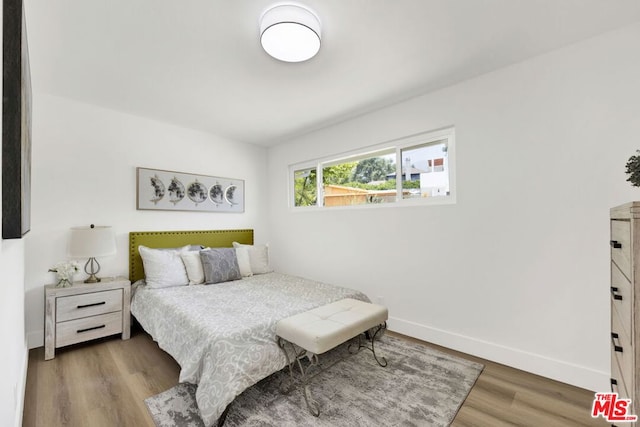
[131,272,369,427]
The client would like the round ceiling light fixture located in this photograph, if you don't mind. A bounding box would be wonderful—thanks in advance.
[260,3,321,63]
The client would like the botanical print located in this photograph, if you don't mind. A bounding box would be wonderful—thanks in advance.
[209,183,224,204]
[137,167,244,212]
[187,180,208,205]
[225,184,238,205]
[168,177,185,205]
[149,175,165,204]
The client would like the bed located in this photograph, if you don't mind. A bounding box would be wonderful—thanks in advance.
[129,229,369,427]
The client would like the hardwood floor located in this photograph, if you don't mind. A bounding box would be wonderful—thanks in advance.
[398,334,609,427]
[23,328,607,426]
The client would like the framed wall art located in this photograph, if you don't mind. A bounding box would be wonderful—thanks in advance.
[2,0,32,239]
[137,167,245,213]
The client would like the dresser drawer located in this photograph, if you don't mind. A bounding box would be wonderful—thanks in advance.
[612,311,634,395]
[612,263,633,342]
[56,311,123,348]
[56,289,123,322]
[612,351,630,401]
[611,219,632,278]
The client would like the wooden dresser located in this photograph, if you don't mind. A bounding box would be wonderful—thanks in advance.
[611,202,640,420]
[44,277,131,360]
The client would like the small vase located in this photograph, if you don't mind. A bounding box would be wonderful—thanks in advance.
[56,278,73,288]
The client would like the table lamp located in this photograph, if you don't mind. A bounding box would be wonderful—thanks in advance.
[69,224,116,283]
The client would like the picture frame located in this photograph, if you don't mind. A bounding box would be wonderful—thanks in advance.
[2,0,32,239]
[136,167,245,213]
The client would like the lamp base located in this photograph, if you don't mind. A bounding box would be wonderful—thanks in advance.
[83,257,102,284]
[84,274,102,284]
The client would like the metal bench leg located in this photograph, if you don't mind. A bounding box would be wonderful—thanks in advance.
[278,337,320,416]
[278,337,296,394]
[300,358,320,417]
[348,322,388,367]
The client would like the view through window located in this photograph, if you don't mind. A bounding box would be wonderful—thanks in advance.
[322,149,396,207]
[400,140,449,199]
[293,167,317,207]
[291,129,454,209]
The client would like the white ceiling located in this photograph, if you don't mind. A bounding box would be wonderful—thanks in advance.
[24,0,640,146]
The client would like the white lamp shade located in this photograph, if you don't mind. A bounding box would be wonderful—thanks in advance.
[69,226,117,258]
[260,4,321,62]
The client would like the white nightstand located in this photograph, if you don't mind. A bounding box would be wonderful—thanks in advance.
[44,277,131,360]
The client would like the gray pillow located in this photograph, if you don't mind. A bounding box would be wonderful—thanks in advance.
[200,248,241,284]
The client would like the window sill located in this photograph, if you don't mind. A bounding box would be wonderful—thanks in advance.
[289,194,456,213]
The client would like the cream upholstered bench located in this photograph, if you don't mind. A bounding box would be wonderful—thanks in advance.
[276,298,388,416]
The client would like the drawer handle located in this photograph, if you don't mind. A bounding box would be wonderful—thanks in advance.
[611,287,623,300]
[611,378,619,393]
[612,332,624,352]
[610,240,622,249]
[77,301,106,309]
[77,325,106,334]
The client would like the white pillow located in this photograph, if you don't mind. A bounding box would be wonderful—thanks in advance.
[180,251,205,285]
[138,245,189,288]
[235,247,253,277]
[232,242,273,275]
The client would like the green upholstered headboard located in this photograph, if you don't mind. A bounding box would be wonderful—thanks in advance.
[129,229,254,283]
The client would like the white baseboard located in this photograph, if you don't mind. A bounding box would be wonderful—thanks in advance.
[387,316,609,392]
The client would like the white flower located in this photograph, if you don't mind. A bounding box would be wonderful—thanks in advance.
[49,261,80,281]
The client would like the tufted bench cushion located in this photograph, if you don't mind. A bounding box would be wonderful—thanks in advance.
[276,298,388,355]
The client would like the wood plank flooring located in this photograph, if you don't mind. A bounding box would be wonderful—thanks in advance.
[23,328,607,426]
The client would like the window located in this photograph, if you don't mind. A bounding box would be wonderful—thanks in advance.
[290,128,455,209]
[293,167,317,207]
[322,149,396,207]
[400,140,449,199]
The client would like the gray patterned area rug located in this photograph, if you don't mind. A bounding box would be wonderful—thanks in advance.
[145,335,483,427]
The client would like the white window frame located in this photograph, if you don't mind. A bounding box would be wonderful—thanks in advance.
[289,127,456,210]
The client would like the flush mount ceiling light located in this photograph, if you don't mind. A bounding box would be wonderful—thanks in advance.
[260,3,321,62]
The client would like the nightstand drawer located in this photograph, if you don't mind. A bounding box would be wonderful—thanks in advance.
[56,311,122,348]
[45,278,131,360]
[56,289,123,322]
[611,219,631,278]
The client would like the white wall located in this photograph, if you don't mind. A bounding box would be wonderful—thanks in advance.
[0,240,27,427]
[25,93,269,348]
[0,3,28,426]
[267,23,640,391]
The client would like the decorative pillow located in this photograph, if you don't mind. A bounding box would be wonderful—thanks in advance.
[232,242,273,275]
[158,245,204,252]
[180,251,205,285]
[138,245,189,288]
[235,247,253,277]
[200,248,242,284]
